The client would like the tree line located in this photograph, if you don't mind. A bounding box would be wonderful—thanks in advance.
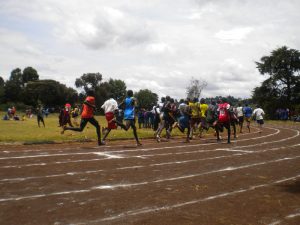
[0,46,299,117]
[0,68,158,112]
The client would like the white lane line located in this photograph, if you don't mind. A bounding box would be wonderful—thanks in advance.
[0,153,245,182]
[0,127,278,159]
[93,155,300,190]
[0,147,256,169]
[71,174,300,225]
[268,210,300,225]
[0,126,295,170]
[0,151,116,160]
[0,127,261,154]
[1,130,299,170]
[1,155,300,202]
[234,127,299,149]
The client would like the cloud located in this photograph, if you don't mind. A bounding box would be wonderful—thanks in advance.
[215,27,254,44]
[0,0,300,100]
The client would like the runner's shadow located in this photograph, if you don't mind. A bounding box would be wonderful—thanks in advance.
[278,179,300,194]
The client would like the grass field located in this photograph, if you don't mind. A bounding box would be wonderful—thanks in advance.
[1,112,298,144]
[0,113,185,144]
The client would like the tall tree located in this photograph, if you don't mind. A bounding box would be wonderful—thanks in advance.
[4,68,23,102]
[108,78,127,101]
[75,73,103,93]
[134,89,158,110]
[186,77,207,100]
[255,46,300,106]
[0,76,4,103]
[23,80,78,107]
[22,67,39,84]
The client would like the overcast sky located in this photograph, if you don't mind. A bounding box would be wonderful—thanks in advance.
[0,0,299,99]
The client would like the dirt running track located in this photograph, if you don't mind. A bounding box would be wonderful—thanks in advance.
[1,124,300,225]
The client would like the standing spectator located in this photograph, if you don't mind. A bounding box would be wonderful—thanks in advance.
[71,106,80,126]
[138,108,145,129]
[36,105,45,127]
[61,103,73,127]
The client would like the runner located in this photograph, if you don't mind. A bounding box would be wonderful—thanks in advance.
[189,97,201,139]
[236,103,244,133]
[243,103,253,133]
[173,99,191,142]
[155,96,172,142]
[101,95,127,144]
[229,104,238,139]
[61,90,103,146]
[199,98,208,138]
[252,105,265,133]
[118,90,142,146]
[214,98,231,144]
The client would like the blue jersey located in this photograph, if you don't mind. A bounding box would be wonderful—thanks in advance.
[243,106,252,118]
[124,97,135,120]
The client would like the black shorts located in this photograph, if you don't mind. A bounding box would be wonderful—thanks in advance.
[238,116,244,123]
[256,119,264,125]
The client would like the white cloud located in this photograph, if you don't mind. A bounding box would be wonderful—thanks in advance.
[215,27,254,44]
[0,0,300,100]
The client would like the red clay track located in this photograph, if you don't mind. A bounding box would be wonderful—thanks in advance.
[0,124,300,225]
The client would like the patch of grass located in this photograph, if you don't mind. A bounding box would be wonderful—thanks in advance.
[0,112,187,144]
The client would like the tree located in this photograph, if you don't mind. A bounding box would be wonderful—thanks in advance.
[108,78,127,101]
[0,76,4,103]
[255,46,300,106]
[134,89,158,109]
[23,80,78,107]
[186,77,207,100]
[4,68,23,102]
[75,73,103,93]
[22,67,39,84]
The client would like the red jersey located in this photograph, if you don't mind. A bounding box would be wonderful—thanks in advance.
[81,96,95,118]
[218,103,230,123]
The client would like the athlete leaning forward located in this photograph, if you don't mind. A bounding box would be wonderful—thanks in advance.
[213,98,232,144]
[172,99,191,142]
[61,89,103,146]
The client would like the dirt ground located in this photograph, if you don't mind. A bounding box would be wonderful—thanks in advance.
[0,123,300,225]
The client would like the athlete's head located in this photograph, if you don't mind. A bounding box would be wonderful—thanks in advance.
[200,98,205,104]
[127,90,133,97]
[108,92,114,99]
[161,97,166,103]
[165,96,171,101]
[86,89,95,97]
[221,97,227,103]
[193,97,198,103]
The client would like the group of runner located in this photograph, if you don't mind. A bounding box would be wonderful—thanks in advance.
[61,90,265,146]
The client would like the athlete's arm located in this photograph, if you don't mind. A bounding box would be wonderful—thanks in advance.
[84,100,96,110]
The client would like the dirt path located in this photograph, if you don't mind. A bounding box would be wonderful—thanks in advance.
[0,124,300,225]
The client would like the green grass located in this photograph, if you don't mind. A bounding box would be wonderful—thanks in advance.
[0,113,184,144]
[1,112,297,145]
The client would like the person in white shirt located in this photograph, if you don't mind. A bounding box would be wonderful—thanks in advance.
[252,105,265,133]
[101,96,126,144]
[236,103,244,133]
